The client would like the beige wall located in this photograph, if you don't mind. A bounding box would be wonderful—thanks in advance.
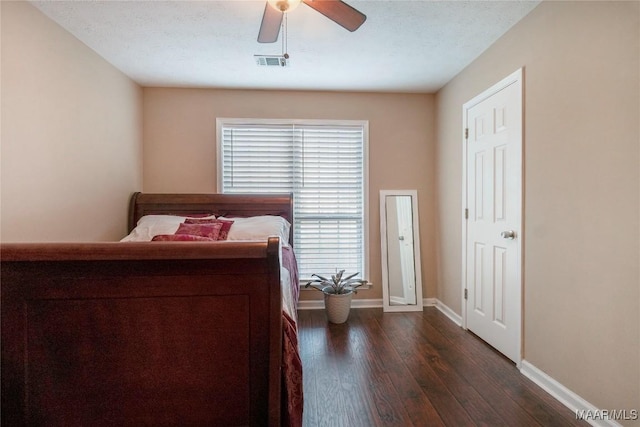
[4,0,638,416]
[1,1,143,242]
[143,88,437,301]
[436,0,639,418]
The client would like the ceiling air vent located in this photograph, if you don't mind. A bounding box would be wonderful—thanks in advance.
[255,55,289,67]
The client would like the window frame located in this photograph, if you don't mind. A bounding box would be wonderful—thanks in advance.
[216,118,370,285]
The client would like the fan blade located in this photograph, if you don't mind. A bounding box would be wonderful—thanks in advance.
[303,0,366,32]
[258,2,283,43]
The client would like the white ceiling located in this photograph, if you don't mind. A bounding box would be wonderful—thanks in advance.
[30,0,540,93]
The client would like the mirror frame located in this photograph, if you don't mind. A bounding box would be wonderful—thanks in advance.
[379,190,424,312]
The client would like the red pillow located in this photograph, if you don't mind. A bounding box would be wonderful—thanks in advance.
[184,218,234,240]
[174,222,223,240]
[151,234,216,242]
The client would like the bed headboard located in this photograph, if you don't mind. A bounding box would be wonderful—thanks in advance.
[128,192,294,242]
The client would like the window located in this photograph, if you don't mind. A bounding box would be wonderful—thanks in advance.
[217,119,368,281]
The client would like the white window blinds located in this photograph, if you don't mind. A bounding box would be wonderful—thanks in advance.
[218,120,366,281]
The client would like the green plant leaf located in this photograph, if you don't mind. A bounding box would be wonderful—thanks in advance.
[342,272,359,281]
[308,271,366,295]
[312,273,330,282]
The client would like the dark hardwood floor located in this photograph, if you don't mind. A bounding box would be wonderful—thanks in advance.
[297,307,588,427]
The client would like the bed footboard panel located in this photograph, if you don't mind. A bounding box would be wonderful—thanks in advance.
[1,240,282,427]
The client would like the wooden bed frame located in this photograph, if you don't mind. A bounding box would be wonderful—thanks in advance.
[1,193,294,426]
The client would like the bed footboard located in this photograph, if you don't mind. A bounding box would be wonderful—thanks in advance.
[1,239,282,426]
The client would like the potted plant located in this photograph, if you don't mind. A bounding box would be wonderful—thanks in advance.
[305,270,368,324]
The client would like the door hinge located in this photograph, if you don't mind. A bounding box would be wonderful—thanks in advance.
[464,289,468,300]
[464,128,469,139]
[464,208,469,219]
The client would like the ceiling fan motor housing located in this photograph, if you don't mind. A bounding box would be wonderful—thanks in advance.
[267,0,301,12]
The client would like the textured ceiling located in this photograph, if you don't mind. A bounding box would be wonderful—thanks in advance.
[30,0,540,93]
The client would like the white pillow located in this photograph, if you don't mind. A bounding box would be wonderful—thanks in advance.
[218,215,291,245]
[121,214,216,242]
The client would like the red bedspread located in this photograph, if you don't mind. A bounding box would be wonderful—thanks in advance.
[281,246,303,427]
[282,311,303,427]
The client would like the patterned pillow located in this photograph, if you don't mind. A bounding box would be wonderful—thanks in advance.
[174,222,223,240]
[151,234,216,242]
[184,218,234,240]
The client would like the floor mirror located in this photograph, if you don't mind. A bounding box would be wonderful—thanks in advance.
[380,190,423,312]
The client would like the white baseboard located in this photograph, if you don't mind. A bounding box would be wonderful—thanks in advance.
[427,302,626,427]
[296,300,324,310]
[298,296,623,427]
[299,297,439,311]
[520,361,624,427]
[350,298,383,308]
[433,299,463,326]
[423,297,437,306]
[297,298,382,310]
[390,296,407,305]
[298,297,460,316]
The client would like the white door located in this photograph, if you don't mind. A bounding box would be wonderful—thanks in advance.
[463,69,523,364]
[396,197,416,305]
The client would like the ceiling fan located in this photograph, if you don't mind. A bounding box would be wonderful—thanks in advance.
[258,0,367,43]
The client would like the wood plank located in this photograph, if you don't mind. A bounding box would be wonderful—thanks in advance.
[423,310,585,427]
[299,310,321,427]
[374,312,475,426]
[393,313,507,426]
[401,312,541,426]
[352,309,443,427]
[298,307,588,427]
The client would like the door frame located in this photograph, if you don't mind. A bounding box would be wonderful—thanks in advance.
[461,68,524,365]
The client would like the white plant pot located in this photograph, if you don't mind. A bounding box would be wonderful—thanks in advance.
[323,290,353,324]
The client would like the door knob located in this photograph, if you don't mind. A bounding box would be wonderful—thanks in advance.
[501,230,516,239]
